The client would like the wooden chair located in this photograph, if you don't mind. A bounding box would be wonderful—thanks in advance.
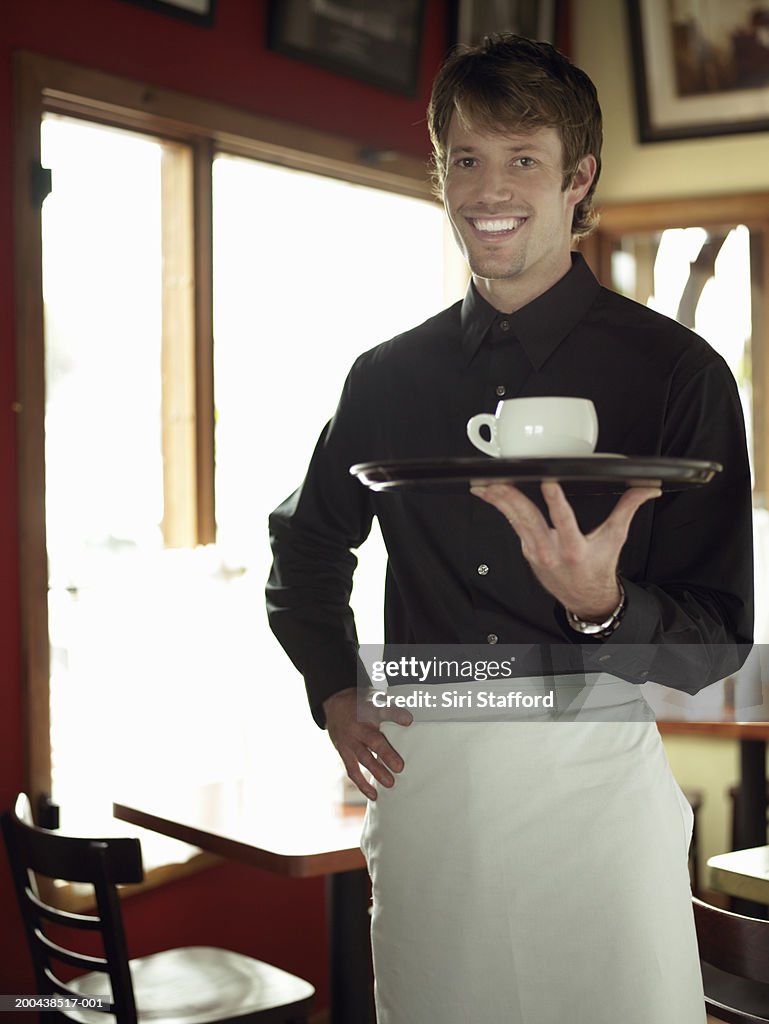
[1,794,314,1024]
[693,896,769,1023]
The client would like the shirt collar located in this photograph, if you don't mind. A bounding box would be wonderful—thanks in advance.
[459,252,602,369]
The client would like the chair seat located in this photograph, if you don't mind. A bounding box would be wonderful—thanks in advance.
[66,946,315,1024]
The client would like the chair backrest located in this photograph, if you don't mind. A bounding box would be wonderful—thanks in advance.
[1,794,144,1023]
[693,896,769,1023]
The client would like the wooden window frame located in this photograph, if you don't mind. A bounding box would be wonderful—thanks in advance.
[13,51,433,899]
[581,195,769,506]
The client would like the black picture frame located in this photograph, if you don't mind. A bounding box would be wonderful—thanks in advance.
[267,1,426,97]
[628,0,769,143]
[119,0,216,27]
[449,0,556,48]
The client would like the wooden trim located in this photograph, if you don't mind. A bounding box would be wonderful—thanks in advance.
[193,138,216,546]
[658,721,769,740]
[595,193,769,236]
[18,51,434,201]
[750,230,769,507]
[160,141,198,548]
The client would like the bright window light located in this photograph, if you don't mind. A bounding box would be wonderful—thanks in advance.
[40,115,460,867]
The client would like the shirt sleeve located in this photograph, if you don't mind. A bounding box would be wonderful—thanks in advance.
[266,358,375,726]
[575,351,754,692]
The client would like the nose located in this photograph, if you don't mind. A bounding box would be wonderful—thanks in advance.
[476,164,514,204]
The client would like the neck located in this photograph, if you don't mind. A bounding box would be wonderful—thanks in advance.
[473,256,573,314]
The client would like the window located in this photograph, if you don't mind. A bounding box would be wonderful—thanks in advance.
[608,224,754,473]
[16,54,466,883]
[585,197,769,645]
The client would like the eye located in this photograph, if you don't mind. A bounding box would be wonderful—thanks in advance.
[514,156,537,168]
[453,156,477,169]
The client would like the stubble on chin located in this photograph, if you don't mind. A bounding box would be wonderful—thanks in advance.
[466,251,525,282]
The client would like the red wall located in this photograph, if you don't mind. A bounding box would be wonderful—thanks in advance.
[0,0,449,1005]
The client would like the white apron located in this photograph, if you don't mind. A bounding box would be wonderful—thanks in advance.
[361,674,706,1024]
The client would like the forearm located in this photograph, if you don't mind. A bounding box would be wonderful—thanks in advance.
[266,589,363,726]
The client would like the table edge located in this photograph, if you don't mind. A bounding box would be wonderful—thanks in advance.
[113,802,367,878]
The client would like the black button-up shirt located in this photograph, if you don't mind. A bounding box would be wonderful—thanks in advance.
[267,254,754,724]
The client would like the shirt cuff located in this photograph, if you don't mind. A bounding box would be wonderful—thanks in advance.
[558,576,659,683]
[305,644,364,728]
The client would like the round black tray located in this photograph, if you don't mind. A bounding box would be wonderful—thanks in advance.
[350,456,722,493]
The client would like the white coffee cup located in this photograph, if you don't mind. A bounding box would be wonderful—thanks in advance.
[466,396,598,458]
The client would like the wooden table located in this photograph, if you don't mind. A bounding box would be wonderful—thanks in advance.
[708,846,769,906]
[113,780,370,1024]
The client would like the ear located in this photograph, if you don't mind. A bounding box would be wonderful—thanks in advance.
[567,154,597,206]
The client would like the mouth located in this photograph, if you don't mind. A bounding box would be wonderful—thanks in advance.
[467,216,528,238]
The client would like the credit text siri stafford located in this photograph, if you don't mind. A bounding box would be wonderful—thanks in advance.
[370,689,555,710]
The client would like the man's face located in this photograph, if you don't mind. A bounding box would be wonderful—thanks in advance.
[442,116,594,307]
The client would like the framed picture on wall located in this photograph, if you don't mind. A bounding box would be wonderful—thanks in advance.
[267,1,426,97]
[628,0,769,142]
[449,0,557,47]
[119,0,216,27]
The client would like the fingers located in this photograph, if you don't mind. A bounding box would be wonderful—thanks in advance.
[591,486,662,542]
[472,480,661,547]
[471,483,575,568]
[372,701,414,729]
[324,688,410,801]
[470,482,537,522]
[470,483,550,549]
[340,751,378,801]
[471,481,571,536]
[540,481,582,544]
[470,478,663,614]
[340,727,406,801]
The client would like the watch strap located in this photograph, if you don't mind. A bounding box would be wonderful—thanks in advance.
[565,580,626,638]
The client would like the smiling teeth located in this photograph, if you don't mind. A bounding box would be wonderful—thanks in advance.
[472,218,523,232]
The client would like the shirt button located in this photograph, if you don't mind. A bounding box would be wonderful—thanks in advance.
[499,319,510,331]
[495,385,506,397]
[477,563,489,576]
[487,633,499,645]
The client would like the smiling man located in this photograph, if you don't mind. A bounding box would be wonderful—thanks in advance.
[267,35,753,1024]
[443,122,592,306]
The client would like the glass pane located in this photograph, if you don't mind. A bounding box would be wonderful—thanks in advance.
[42,115,194,864]
[212,155,450,785]
[42,116,164,578]
[213,156,445,563]
[213,156,447,626]
[610,225,754,471]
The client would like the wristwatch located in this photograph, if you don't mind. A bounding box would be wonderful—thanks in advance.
[565,580,626,638]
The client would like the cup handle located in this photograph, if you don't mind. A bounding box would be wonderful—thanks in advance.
[466,413,499,457]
